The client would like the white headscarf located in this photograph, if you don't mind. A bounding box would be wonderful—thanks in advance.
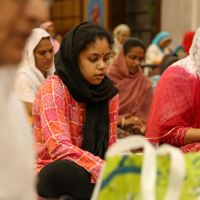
[112,24,130,54]
[15,28,55,103]
[171,27,199,78]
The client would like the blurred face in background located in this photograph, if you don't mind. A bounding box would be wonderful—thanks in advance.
[0,0,52,65]
[46,25,56,38]
[118,30,130,45]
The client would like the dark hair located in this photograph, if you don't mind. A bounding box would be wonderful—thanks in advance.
[123,37,146,55]
[72,22,114,62]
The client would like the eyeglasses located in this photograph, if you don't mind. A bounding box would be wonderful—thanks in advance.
[126,55,144,63]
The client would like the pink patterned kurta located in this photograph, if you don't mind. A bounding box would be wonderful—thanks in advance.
[33,75,119,182]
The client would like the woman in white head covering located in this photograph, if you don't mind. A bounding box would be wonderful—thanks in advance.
[110,24,131,59]
[15,28,54,123]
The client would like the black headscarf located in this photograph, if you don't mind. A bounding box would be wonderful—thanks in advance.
[54,22,118,159]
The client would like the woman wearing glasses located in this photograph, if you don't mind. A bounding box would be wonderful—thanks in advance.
[107,38,153,138]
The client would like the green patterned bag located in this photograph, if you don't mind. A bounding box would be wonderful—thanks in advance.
[91,136,200,200]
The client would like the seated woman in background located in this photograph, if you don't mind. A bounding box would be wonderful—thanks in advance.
[145,27,200,153]
[33,22,119,200]
[15,28,54,124]
[40,21,60,53]
[107,38,153,138]
[110,24,130,59]
[172,45,187,59]
[146,31,172,64]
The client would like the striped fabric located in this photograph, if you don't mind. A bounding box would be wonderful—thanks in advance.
[33,75,119,182]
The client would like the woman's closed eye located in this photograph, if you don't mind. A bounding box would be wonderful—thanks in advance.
[89,58,97,62]
[39,51,45,56]
[104,56,109,61]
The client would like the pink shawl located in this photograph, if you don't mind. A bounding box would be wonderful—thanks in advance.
[107,48,153,125]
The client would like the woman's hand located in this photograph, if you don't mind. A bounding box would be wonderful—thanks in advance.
[124,116,146,135]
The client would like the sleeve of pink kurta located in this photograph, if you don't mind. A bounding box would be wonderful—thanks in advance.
[37,77,118,182]
[161,126,189,146]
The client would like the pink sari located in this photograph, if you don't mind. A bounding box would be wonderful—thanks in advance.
[107,48,153,126]
[146,27,200,153]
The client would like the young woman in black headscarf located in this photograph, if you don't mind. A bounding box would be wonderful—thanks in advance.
[33,22,119,200]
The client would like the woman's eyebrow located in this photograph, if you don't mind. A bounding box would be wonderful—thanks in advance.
[89,52,111,57]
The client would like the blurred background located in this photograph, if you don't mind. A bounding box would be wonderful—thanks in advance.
[50,0,199,49]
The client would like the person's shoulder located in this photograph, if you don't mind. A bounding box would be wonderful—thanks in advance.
[15,67,33,81]
[162,64,188,79]
[147,43,159,51]
[39,75,67,96]
[42,75,63,86]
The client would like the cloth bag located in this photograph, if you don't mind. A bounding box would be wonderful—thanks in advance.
[91,135,200,200]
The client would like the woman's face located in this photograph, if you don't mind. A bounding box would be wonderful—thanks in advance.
[0,0,51,65]
[125,46,145,75]
[160,40,171,49]
[46,25,56,38]
[34,38,53,76]
[78,38,111,85]
[118,30,130,44]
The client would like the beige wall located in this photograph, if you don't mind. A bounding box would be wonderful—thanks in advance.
[161,0,199,49]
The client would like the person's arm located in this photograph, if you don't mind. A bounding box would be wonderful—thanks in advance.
[184,128,200,144]
[162,127,200,147]
[36,78,104,182]
[162,127,189,146]
[107,93,119,148]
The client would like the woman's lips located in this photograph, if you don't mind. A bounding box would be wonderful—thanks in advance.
[45,60,53,65]
[96,73,105,80]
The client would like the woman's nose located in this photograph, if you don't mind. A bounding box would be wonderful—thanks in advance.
[98,60,106,70]
[45,52,52,59]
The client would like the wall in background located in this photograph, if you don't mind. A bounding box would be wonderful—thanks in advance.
[161,0,199,50]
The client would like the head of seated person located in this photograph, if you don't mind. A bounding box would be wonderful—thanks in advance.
[114,24,131,45]
[110,24,131,59]
[40,21,56,39]
[153,31,172,50]
[33,31,54,78]
[172,45,187,59]
[123,38,146,75]
[19,28,54,78]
